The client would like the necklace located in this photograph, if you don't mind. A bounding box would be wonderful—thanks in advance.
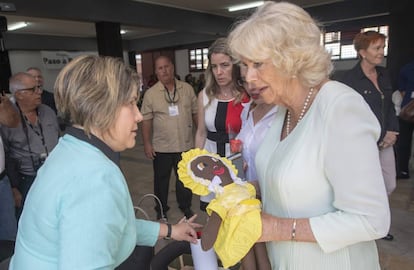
[219,88,233,99]
[285,87,314,135]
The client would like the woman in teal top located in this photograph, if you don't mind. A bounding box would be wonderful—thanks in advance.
[9,55,200,270]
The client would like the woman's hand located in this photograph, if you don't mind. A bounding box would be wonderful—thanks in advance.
[171,215,203,243]
[379,131,398,149]
[0,95,20,128]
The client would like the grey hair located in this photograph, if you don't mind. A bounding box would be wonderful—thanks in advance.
[9,72,35,95]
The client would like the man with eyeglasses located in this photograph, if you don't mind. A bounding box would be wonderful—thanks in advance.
[1,72,59,219]
[141,56,198,221]
[26,67,57,114]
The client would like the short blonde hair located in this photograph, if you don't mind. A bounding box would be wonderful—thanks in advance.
[54,55,139,135]
[228,1,333,88]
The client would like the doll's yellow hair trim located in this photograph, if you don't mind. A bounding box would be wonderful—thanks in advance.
[178,148,238,196]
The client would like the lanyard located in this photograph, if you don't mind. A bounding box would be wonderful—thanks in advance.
[164,82,178,104]
[17,105,49,171]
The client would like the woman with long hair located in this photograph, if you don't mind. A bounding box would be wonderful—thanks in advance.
[194,37,249,210]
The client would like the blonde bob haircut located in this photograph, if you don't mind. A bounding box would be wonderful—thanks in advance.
[54,55,139,136]
[228,1,333,88]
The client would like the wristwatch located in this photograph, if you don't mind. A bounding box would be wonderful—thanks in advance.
[164,223,172,240]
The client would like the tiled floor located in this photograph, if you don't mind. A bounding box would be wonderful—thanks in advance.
[121,135,414,269]
[377,179,414,270]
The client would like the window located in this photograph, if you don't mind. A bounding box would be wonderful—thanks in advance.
[134,54,145,93]
[340,45,357,59]
[321,25,389,60]
[189,48,209,72]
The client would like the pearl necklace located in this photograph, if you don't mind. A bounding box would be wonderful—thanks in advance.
[286,87,314,135]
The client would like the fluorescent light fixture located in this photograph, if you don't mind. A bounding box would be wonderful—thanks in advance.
[228,1,264,12]
[8,21,28,31]
[120,29,127,34]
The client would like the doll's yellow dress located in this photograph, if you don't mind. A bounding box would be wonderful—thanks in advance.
[178,148,262,268]
[206,182,262,268]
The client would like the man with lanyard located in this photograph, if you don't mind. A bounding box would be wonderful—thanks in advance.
[26,67,57,114]
[396,60,414,179]
[141,56,198,221]
[0,94,20,261]
[1,72,59,219]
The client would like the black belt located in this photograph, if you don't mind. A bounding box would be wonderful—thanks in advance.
[0,169,6,181]
[207,131,228,157]
[207,131,229,144]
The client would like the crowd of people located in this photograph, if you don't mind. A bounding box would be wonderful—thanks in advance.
[0,1,412,269]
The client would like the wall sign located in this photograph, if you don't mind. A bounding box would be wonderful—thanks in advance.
[41,51,96,69]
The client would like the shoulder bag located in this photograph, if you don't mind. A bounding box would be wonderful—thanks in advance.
[399,99,414,123]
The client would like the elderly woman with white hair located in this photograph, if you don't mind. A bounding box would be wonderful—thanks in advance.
[228,1,390,269]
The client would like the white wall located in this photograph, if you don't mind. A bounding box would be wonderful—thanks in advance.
[9,51,62,92]
[333,59,359,71]
[175,49,188,80]
[331,58,387,80]
[175,49,204,81]
[8,50,129,92]
[10,50,381,92]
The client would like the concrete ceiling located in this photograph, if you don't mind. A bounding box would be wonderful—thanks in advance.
[0,0,343,39]
[0,0,391,51]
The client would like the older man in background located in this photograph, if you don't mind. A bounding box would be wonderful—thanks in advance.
[26,67,57,114]
[141,56,198,221]
[1,72,59,218]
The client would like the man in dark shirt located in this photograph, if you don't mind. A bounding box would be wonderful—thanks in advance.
[396,60,414,178]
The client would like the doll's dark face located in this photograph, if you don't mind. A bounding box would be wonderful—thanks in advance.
[190,155,232,185]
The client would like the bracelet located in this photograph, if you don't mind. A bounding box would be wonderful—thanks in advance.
[166,223,172,239]
[291,219,297,241]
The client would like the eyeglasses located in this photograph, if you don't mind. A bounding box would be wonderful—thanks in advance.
[16,85,42,93]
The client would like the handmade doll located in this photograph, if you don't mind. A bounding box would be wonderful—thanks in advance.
[178,148,271,270]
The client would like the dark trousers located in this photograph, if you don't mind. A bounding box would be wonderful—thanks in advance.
[115,245,154,270]
[396,117,414,174]
[151,241,191,270]
[16,174,36,220]
[153,152,192,215]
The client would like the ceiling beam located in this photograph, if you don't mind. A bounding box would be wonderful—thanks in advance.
[6,0,233,36]
[128,31,220,52]
[305,0,389,23]
[3,32,98,51]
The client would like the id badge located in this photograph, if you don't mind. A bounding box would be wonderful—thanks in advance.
[168,104,179,116]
